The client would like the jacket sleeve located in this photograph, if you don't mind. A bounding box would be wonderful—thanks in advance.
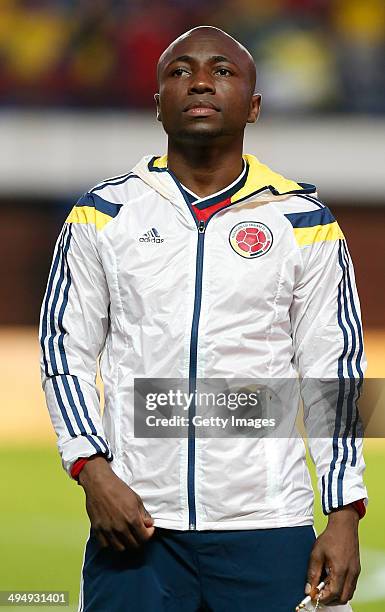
[289,205,368,514]
[38,197,113,478]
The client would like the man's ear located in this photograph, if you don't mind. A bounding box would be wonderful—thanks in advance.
[247,93,261,124]
[154,93,161,122]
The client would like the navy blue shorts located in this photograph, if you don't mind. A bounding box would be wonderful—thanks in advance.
[79,525,316,611]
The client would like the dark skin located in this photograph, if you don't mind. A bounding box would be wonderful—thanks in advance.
[78,455,155,551]
[78,26,361,607]
[155,27,260,197]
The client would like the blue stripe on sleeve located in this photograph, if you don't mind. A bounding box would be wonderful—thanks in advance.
[60,375,94,437]
[285,207,335,228]
[51,376,76,438]
[342,242,364,467]
[45,227,90,439]
[85,434,106,455]
[90,173,139,192]
[95,435,112,458]
[54,232,105,449]
[76,193,123,218]
[40,227,67,377]
[327,240,349,511]
[72,376,98,436]
[40,227,81,441]
[321,475,327,515]
[337,249,357,505]
[42,224,106,452]
[57,224,73,372]
[336,243,357,506]
[47,226,72,375]
[327,239,362,511]
[342,244,364,381]
[90,172,132,191]
[54,380,106,454]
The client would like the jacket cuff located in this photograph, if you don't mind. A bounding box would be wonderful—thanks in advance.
[351,499,367,519]
[59,434,113,477]
[324,491,368,517]
[70,457,93,482]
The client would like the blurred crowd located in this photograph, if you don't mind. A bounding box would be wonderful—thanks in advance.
[0,0,384,113]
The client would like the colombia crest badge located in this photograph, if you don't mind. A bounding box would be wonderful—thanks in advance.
[229,221,273,259]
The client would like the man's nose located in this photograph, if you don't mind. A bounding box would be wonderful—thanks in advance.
[188,70,215,94]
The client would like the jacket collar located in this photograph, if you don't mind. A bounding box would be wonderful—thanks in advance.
[133,154,316,209]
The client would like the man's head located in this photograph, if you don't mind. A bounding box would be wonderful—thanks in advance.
[155,26,261,144]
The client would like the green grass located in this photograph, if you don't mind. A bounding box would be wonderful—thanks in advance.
[0,446,88,611]
[308,446,385,612]
[0,445,384,611]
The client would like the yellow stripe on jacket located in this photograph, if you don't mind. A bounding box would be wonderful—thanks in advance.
[294,221,345,246]
[65,206,113,231]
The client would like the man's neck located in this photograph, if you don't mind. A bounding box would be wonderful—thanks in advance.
[167,139,244,199]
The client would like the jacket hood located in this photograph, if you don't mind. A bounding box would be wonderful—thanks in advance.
[132,154,317,206]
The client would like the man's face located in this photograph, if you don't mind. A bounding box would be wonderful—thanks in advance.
[155,32,261,142]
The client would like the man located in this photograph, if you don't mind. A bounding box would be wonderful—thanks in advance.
[39,26,367,612]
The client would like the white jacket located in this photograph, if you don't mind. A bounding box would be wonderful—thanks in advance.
[39,154,367,530]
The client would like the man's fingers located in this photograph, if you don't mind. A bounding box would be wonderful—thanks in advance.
[86,485,155,551]
[320,566,348,604]
[95,529,109,549]
[339,569,360,605]
[104,527,139,552]
[93,522,141,552]
[306,549,323,595]
[128,515,155,546]
[138,501,154,526]
[101,527,128,552]
[113,526,141,551]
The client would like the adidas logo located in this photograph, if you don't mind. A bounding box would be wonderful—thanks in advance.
[139,227,164,243]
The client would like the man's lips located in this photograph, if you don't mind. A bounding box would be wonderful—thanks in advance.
[185,107,217,116]
[183,101,220,116]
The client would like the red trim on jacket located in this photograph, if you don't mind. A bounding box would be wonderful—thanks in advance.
[351,499,366,519]
[192,197,231,223]
[70,457,91,481]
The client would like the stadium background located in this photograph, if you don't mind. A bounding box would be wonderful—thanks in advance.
[0,1,384,610]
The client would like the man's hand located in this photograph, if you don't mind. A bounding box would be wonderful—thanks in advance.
[78,456,155,552]
[306,505,360,606]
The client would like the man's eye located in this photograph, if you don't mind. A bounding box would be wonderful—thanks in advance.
[216,67,232,76]
[172,68,190,76]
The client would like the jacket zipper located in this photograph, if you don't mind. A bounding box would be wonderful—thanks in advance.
[188,219,206,530]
